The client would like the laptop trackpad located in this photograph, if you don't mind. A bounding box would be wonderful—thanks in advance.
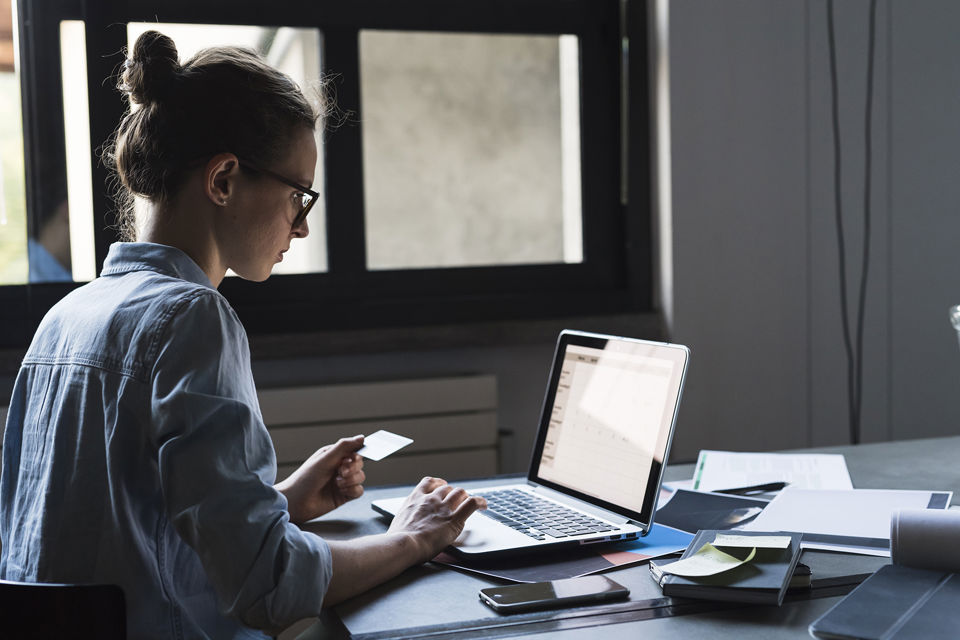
[452,511,538,554]
[372,496,537,555]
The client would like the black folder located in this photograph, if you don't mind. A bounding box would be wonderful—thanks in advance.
[809,564,960,639]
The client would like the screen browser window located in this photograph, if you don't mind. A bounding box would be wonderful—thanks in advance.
[537,343,681,514]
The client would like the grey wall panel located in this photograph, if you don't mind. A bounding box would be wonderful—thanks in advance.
[253,343,557,474]
[889,1,960,440]
[668,0,960,460]
[669,0,810,460]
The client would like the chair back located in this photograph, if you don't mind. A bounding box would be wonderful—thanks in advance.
[0,580,125,639]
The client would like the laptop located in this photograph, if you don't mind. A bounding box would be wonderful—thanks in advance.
[372,329,690,558]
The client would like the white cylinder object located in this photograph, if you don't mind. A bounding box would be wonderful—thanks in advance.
[890,509,960,573]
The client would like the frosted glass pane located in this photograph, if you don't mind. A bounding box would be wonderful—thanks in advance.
[360,31,583,270]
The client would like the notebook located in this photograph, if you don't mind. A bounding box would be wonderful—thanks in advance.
[649,529,804,606]
[372,329,690,558]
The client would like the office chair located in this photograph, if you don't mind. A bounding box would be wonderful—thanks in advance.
[0,579,126,639]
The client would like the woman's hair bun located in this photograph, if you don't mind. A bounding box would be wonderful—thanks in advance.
[120,30,181,105]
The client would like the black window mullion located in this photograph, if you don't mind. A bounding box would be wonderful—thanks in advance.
[333,0,594,34]
[579,9,626,286]
[624,0,654,308]
[322,28,368,277]
[82,10,129,271]
[16,1,71,268]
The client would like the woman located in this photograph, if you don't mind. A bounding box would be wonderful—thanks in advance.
[0,30,484,638]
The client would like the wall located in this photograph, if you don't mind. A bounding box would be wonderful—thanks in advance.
[248,311,661,475]
[667,0,960,460]
[8,2,959,472]
[251,342,556,475]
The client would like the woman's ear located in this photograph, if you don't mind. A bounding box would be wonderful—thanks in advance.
[204,153,240,206]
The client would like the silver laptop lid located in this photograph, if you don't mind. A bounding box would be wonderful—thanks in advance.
[527,330,690,529]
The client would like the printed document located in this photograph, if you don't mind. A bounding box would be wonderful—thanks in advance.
[692,450,853,491]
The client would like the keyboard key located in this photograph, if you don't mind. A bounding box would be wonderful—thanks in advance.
[476,489,616,541]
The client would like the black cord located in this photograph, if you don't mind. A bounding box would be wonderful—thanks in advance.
[856,0,878,444]
[826,0,857,444]
[826,0,878,445]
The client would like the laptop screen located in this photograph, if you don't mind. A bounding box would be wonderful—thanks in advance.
[530,332,689,526]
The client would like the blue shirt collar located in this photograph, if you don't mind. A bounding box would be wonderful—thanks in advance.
[100,242,215,290]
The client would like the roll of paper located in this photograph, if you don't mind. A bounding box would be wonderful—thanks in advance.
[890,509,960,573]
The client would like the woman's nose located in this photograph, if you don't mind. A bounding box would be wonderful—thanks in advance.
[293,218,309,239]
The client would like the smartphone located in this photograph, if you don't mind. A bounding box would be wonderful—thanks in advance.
[478,575,630,613]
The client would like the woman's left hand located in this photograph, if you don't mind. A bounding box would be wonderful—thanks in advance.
[275,435,365,523]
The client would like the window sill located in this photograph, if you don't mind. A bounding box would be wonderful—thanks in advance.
[246,312,663,359]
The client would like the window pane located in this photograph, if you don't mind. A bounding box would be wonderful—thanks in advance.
[127,22,328,275]
[360,31,583,270]
[61,20,96,282]
[0,18,96,285]
[0,1,27,284]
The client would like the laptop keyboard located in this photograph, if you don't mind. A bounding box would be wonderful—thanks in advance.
[475,488,617,540]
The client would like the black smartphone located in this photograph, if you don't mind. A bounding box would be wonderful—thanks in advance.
[478,575,630,613]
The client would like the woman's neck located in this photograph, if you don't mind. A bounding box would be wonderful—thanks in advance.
[138,199,226,288]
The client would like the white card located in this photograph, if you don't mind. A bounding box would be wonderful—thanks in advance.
[356,430,413,461]
[713,534,792,549]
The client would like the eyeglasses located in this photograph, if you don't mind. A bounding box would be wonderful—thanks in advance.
[238,161,319,229]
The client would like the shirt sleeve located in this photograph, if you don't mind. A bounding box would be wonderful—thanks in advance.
[149,289,332,630]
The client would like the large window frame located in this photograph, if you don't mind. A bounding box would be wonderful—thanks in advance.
[2,0,653,346]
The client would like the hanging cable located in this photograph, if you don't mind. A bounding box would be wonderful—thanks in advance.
[826,0,878,445]
[855,0,878,444]
[826,0,856,443]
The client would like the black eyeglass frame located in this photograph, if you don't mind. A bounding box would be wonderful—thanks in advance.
[238,160,319,229]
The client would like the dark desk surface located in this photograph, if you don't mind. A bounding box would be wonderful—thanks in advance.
[297,435,960,640]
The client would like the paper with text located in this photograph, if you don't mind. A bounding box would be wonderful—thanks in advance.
[692,450,853,491]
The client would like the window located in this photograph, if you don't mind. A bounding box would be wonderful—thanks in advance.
[360,30,583,270]
[2,0,652,346]
[0,0,27,285]
[125,22,328,276]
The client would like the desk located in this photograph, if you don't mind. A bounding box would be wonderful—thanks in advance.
[297,436,960,639]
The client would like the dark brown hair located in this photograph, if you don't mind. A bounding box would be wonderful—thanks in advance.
[104,30,320,240]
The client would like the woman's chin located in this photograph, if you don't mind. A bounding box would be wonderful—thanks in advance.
[232,267,272,283]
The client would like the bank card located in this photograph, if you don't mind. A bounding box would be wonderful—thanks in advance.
[356,430,413,461]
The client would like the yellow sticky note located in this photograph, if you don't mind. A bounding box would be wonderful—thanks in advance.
[659,543,757,578]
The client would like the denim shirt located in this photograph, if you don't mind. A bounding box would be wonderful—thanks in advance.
[0,242,332,638]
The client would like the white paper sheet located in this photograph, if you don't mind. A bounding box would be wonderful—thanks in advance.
[692,450,854,491]
[713,534,792,549]
[741,488,953,555]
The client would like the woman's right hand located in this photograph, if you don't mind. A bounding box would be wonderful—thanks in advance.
[387,476,487,562]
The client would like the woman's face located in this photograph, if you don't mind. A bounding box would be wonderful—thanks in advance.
[223,127,318,281]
